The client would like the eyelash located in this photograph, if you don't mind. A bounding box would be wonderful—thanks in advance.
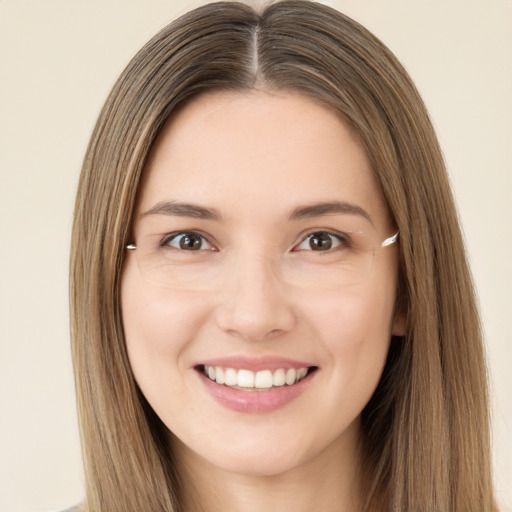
[160,230,350,253]
[161,232,215,251]
[294,231,349,252]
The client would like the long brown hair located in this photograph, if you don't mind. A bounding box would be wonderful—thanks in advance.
[70,1,497,510]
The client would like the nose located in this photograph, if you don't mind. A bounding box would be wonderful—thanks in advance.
[214,254,296,342]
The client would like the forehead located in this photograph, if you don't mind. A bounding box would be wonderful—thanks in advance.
[137,90,389,226]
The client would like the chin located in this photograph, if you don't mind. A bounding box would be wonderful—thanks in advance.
[207,448,307,478]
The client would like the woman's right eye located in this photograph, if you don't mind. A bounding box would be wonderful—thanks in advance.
[162,232,213,251]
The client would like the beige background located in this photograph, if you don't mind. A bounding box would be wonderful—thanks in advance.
[0,1,510,511]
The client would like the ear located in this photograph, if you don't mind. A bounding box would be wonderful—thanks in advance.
[392,312,406,337]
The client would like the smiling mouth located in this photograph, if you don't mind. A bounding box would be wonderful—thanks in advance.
[198,365,318,391]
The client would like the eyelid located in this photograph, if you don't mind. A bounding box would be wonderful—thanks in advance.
[292,229,349,252]
[161,231,217,251]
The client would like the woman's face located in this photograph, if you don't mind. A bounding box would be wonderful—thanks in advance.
[121,90,402,477]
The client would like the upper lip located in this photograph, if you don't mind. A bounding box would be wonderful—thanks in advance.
[194,355,316,372]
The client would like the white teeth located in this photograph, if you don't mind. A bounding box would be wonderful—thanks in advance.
[237,369,255,388]
[224,367,238,386]
[297,367,308,380]
[215,367,225,385]
[272,368,286,387]
[285,368,297,385]
[203,365,311,389]
[255,370,273,389]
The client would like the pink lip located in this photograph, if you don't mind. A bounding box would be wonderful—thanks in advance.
[194,357,318,414]
[195,355,314,372]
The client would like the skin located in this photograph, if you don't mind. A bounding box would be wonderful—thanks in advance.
[121,90,403,512]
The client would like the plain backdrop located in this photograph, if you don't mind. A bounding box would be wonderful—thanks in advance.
[0,1,510,511]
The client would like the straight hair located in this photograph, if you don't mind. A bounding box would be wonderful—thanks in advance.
[70,1,497,510]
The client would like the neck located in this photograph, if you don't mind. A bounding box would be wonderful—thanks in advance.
[173,420,363,512]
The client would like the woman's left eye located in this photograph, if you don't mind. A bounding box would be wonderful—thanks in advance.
[163,232,213,251]
[294,231,345,252]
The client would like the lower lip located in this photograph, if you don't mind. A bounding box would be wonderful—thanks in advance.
[198,370,315,413]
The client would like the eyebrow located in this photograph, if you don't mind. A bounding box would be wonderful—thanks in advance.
[142,200,372,223]
[288,201,372,223]
[142,201,221,220]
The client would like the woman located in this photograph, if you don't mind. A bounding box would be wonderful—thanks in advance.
[70,1,497,511]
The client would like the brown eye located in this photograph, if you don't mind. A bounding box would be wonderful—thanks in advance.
[165,232,212,251]
[308,232,333,250]
[295,231,343,252]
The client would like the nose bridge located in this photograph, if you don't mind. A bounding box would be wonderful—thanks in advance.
[215,247,295,340]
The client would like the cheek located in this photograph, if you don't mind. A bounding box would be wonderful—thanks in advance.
[120,260,210,401]
[302,283,396,401]
[306,284,396,348]
[121,258,206,350]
